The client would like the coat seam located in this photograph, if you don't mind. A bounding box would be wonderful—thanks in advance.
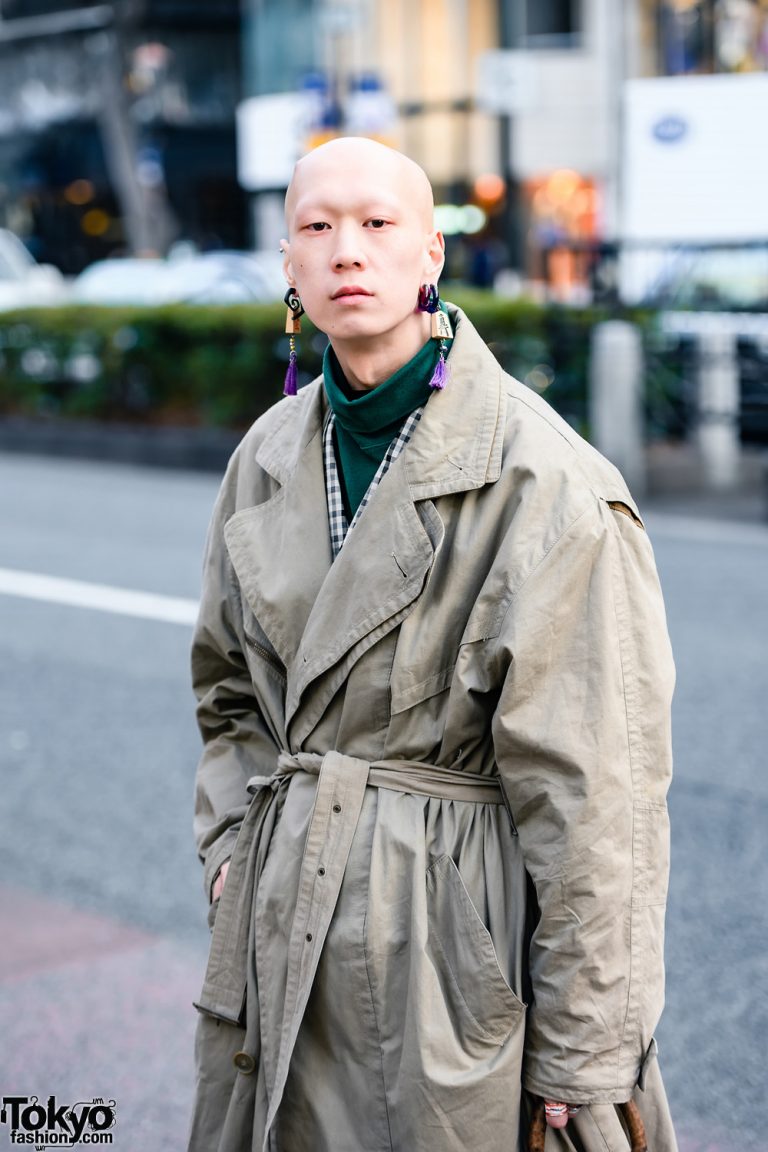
[609,514,641,1094]
[588,1111,614,1152]
[494,502,595,639]
[503,384,582,455]
[362,906,395,1151]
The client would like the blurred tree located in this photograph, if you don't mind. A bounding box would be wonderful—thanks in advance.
[88,2,178,255]
[0,0,179,257]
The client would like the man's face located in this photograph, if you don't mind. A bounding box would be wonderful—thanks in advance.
[282,143,444,347]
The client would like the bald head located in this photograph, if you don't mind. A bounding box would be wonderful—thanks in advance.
[284,137,435,237]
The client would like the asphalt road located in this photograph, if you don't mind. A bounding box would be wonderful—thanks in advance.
[0,452,766,1152]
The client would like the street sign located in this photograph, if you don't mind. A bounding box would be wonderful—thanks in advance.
[475,50,539,115]
[623,74,768,243]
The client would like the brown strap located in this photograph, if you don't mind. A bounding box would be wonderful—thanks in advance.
[618,1100,648,1152]
[527,1099,547,1152]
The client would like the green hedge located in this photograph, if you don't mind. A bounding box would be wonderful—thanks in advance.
[0,293,664,437]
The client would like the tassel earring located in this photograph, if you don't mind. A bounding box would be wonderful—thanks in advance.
[283,286,305,396]
[417,283,453,390]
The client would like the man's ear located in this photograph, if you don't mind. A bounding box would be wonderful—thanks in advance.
[424,230,446,283]
[280,239,295,288]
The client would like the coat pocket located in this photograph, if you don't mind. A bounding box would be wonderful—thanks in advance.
[426,853,525,1047]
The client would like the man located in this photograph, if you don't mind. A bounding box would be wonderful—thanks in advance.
[188,137,677,1152]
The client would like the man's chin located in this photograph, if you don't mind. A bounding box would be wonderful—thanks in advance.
[326,317,391,343]
[325,312,421,346]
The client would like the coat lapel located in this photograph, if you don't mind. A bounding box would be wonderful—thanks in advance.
[223,388,332,671]
[403,305,506,501]
[285,457,442,738]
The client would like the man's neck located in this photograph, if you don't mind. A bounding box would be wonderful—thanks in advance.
[331,313,432,393]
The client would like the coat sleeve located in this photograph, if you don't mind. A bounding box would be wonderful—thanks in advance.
[491,496,675,1104]
[191,470,281,901]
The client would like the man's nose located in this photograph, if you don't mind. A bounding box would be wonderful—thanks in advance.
[332,223,366,269]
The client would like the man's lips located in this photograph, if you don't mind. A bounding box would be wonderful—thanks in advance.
[331,286,373,300]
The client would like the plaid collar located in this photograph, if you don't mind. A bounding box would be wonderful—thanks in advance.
[323,406,424,560]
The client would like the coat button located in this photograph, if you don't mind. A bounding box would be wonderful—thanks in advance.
[233,1051,256,1074]
[332,803,342,813]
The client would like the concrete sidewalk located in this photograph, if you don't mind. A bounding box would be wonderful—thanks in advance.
[0,885,206,1152]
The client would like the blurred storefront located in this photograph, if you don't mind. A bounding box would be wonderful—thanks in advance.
[492,0,627,298]
[0,0,246,272]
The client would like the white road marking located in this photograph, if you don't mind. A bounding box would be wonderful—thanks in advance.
[0,568,199,626]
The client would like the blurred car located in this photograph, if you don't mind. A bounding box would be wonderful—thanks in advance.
[164,250,287,304]
[70,258,169,306]
[0,228,68,311]
[70,250,286,306]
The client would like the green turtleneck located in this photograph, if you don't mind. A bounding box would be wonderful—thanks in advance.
[322,339,438,519]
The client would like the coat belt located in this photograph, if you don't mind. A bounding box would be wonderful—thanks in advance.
[195,749,508,1152]
[268,749,506,803]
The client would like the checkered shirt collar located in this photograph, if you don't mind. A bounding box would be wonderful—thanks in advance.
[323,406,424,560]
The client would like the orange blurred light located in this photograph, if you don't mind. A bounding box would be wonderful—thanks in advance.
[81,209,111,237]
[64,179,95,206]
[473,173,506,206]
[305,131,341,151]
[545,169,582,204]
[573,188,597,215]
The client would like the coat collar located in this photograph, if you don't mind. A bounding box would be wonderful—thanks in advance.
[403,304,506,498]
[224,306,506,745]
[251,305,505,499]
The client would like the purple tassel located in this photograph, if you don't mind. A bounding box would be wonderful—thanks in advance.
[428,348,448,390]
[284,352,298,396]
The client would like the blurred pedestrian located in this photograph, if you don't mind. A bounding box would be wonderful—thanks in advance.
[187,137,678,1152]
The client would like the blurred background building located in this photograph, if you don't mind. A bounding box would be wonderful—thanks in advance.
[0,0,767,299]
[0,0,244,272]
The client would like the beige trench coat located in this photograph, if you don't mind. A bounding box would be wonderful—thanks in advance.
[188,306,678,1152]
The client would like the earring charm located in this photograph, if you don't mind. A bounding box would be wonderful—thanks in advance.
[417,282,452,390]
[417,283,439,313]
[283,287,305,396]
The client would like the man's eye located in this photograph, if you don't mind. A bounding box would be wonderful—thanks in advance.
[366,219,388,229]
[307,222,330,232]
